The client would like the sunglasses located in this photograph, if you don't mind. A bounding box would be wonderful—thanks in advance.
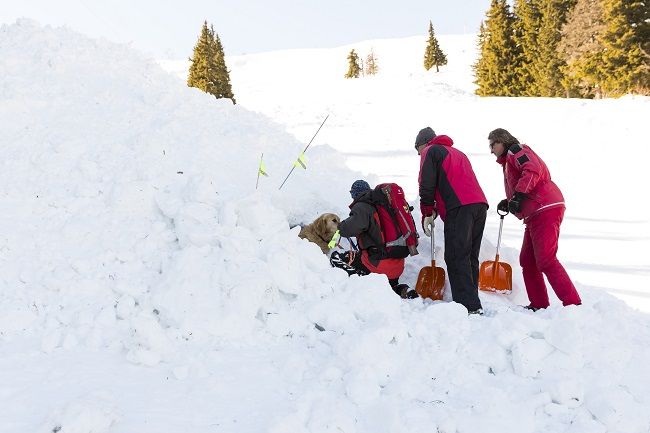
[489,141,498,149]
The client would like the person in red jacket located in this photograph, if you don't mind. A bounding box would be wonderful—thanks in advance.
[415,127,488,314]
[488,128,581,310]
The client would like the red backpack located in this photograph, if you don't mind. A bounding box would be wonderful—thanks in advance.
[367,183,419,259]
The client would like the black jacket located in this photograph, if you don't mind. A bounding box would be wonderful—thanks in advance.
[338,191,383,258]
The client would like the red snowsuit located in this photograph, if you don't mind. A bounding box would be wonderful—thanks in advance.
[498,144,581,308]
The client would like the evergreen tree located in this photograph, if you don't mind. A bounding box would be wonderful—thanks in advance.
[558,0,606,97]
[513,0,543,95]
[533,0,577,97]
[596,0,650,96]
[424,21,448,72]
[365,48,379,75]
[344,49,361,78]
[211,30,236,103]
[188,22,216,94]
[187,21,235,103]
[473,0,520,95]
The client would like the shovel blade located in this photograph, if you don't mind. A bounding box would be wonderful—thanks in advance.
[415,264,446,300]
[478,261,513,293]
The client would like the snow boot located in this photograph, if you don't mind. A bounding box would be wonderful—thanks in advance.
[392,283,418,299]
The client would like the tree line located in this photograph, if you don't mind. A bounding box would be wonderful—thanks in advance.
[188,20,449,100]
[345,21,448,78]
[474,0,649,98]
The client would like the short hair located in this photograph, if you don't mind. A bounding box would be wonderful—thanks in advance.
[488,128,520,147]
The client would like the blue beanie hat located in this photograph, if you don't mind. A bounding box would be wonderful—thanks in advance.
[350,180,371,199]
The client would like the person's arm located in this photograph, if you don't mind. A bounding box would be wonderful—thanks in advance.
[338,203,372,238]
[512,148,542,195]
[419,146,440,219]
[507,147,542,213]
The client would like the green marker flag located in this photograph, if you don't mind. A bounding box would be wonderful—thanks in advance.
[293,152,307,169]
[256,153,268,190]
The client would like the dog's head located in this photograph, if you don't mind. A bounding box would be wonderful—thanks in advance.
[314,213,340,239]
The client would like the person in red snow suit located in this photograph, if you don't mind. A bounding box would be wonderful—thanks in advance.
[415,127,489,314]
[330,180,418,299]
[488,128,581,311]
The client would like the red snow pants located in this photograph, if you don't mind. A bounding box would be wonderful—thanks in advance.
[520,207,581,308]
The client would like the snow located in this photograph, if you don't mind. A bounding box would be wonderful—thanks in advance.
[1,18,649,433]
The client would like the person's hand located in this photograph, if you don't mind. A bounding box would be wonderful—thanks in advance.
[422,214,435,236]
[497,199,509,213]
[508,192,525,213]
[404,289,419,299]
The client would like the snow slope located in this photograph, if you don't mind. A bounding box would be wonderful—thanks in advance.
[1,20,649,433]
[222,34,650,312]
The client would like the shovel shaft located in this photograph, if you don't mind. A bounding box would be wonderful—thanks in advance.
[430,222,435,260]
[495,215,504,256]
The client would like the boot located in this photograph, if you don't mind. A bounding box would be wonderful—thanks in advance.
[392,283,418,299]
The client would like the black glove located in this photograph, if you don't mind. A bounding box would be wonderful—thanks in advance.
[497,199,509,213]
[392,283,418,299]
[404,289,419,299]
[508,192,525,213]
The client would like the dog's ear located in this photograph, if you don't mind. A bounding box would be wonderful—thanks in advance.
[314,214,327,235]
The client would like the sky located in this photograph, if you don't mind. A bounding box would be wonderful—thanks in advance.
[0,0,492,58]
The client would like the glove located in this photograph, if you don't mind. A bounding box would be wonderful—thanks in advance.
[327,230,341,249]
[422,215,435,237]
[508,192,525,213]
[404,289,419,299]
[497,199,509,213]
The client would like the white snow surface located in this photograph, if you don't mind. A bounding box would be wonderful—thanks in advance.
[1,19,649,433]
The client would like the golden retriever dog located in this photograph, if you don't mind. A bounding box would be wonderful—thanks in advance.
[299,213,341,254]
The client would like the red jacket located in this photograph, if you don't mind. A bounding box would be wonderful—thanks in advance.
[418,135,487,221]
[497,143,565,221]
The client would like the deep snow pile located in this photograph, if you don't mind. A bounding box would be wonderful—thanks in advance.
[1,20,650,433]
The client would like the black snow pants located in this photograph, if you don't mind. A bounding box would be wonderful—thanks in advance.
[443,203,487,312]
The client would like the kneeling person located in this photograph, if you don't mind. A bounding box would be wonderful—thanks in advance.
[330,180,417,299]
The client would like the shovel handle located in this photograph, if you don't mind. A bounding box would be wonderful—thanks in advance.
[495,215,504,256]
[429,221,435,260]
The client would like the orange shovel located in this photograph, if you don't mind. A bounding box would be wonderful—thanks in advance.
[416,222,445,300]
[479,209,512,293]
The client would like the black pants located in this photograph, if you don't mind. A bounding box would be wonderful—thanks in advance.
[443,203,487,311]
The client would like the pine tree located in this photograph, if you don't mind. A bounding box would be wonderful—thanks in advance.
[365,48,379,75]
[558,0,606,97]
[596,0,650,96]
[424,21,448,72]
[344,49,361,78]
[473,0,520,95]
[188,22,216,94]
[187,21,235,103]
[513,0,543,95]
[533,0,577,97]
[212,30,236,103]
